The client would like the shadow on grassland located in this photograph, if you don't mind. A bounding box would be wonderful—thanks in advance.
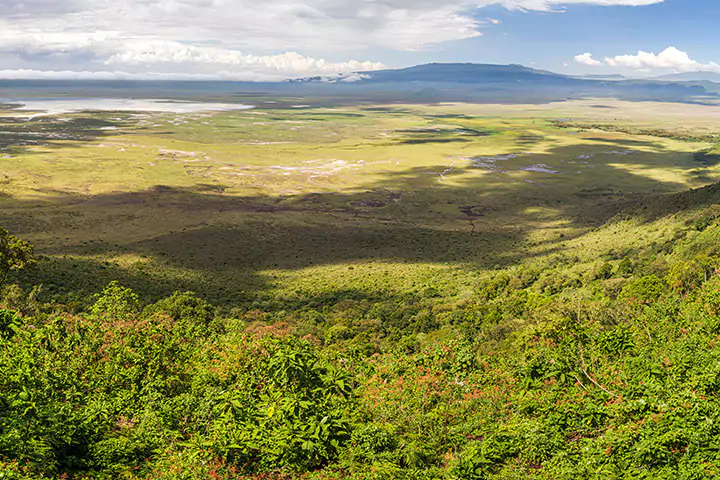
[1,142,712,305]
[0,114,132,155]
[622,182,720,222]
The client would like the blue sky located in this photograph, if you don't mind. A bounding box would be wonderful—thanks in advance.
[376,0,720,76]
[0,0,716,80]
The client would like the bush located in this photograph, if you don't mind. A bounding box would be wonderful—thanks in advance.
[595,262,614,280]
[452,441,489,480]
[209,336,354,472]
[143,291,217,336]
[616,256,635,277]
[666,256,716,293]
[0,305,354,477]
[0,228,34,285]
[0,309,21,340]
[620,275,666,304]
[344,423,399,465]
[90,281,140,319]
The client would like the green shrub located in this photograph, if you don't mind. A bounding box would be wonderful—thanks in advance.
[617,256,635,277]
[452,441,489,480]
[0,309,21,340]
[595,262,614,280]
[596,325,635,355]
[345,423,399,465]
[143,291,217,336]
[620,275,666,304]
[666,255,717,293]
[90,281,140,319]
[0,228,34,285]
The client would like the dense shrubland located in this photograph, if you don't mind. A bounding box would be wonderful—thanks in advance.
[5,197,720,478]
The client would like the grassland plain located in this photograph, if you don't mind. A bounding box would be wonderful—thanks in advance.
[0,98,718,308]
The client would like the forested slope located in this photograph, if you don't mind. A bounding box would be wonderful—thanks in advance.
[4,182,720,479]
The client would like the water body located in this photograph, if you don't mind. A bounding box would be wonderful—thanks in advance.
[1,98,255,116]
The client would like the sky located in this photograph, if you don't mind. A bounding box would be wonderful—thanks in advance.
[0,0,717,81]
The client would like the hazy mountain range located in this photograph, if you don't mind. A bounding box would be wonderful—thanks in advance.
[292,63,717,104]
[653,72,720,83]
[1,63,718,106]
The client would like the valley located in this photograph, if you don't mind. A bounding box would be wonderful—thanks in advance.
[3,90,720,479]
[1,98,718,307]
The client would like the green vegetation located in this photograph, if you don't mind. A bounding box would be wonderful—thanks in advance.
[552,120,720,144]
[3,99,720,478]
[0,227,34,285]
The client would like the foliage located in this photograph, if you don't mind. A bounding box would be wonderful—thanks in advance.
[0,309,21,340]
[90,280,141,319]
[0,228,34,285]
[616,256,635,277]
[595,262,614,280]
[666,255,717,293]
[620,275,666,304]
[5,207,720,478]
[0,294,354,477]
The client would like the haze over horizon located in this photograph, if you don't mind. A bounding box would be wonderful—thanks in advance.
[1,0,719,82]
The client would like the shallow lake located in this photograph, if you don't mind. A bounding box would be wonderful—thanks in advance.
[1,98,255,116]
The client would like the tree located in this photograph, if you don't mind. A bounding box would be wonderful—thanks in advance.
[0,227,35,285]
[90,281,140,320]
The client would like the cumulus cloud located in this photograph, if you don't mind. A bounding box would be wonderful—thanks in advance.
[0,0,666,51]
[106,42,384,75]
[0,32,117,59]
[497,0,662,10]
[575,47,720,73]
[0,0,664,79]
[0,69,289,82]
[605,47,720,72]
[0,0,85,16]
[574,53,601,66]
[0,31,385,79]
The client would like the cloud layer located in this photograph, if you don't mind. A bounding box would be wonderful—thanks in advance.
[0,0,665,80]
[575,47,720,74]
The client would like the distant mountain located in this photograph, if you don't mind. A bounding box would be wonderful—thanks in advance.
[2,62,715,107]
[289,63,571,86]
[654,72,720,83]
[355,63,572,84]
[298,63,633,86]
[292,62,714,105]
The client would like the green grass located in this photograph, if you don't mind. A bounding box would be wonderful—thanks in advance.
[1,99,719,306]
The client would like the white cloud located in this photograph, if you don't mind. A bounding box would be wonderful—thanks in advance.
[0,0,666,51]
[498,0,662,9]
[106,42,384,75]
[574,52,601,66]
[0,68,288,81]
[604,47,720,73]
[0,0,664,79]
[0,31,117,59]
[575,47,720,74]
[0,32,385,79]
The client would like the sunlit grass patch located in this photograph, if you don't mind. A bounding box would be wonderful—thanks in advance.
[1,98,719,306]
